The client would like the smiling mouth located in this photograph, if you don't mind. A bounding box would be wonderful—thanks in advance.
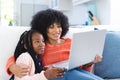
[40,47,45,51]
[39,49,44,54]
[54,34,60,37]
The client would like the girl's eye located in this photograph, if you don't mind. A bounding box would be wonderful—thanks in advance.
[35,41,39,43]
[42,40,45,42]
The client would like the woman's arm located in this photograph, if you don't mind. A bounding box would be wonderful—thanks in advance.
[6,55,29,77]
[6,55,15,75]
[9,64,29,78]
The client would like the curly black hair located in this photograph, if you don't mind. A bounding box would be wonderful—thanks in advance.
[31,9,69,41]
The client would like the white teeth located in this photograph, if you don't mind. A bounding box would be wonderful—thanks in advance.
[54,34,60,37]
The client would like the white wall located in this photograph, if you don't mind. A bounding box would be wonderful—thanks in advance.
[14,0,120,26]
[64,4,88,26]
[63,0,111,25]
[94,0,120,25]
[21,0,49,5]
[91,0,110,25]
[14,0,49,26]
[0,0,1,25]
[74,0,120,25]
[110,0,120,25]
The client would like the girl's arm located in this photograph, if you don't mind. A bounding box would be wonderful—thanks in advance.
[15,53,65,80]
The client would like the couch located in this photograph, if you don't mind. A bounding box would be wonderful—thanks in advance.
[0,26,120,80]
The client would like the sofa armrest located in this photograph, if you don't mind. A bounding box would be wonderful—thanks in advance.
[94,31,120,79]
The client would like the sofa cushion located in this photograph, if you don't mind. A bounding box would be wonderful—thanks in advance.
[0,27,30,80]
[94,31,120,79]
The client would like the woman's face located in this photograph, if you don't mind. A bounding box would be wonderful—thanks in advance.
[47,22,62,42]
[32,32,45,55]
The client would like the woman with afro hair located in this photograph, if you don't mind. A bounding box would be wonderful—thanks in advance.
[6,9,103,80]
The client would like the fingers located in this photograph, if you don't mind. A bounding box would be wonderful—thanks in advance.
[54,73,63,78]
[57,72,65,76]
[44,67,66,79]
[18,73,28,78]
[50,67,65,78]
[55,68,66,78]
[15,64,30,78]
[96,55,102,62]
[55,71,65,78]
[94,54,102,63]
[20,64,29,69]
[56,67,65,72]
[19,64,30,73]
[21,67,30,72]
[21,72,29,77]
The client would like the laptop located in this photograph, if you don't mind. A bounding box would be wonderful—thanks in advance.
[51,29,106,70]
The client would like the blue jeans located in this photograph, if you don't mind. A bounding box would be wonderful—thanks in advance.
[50,68,103,80]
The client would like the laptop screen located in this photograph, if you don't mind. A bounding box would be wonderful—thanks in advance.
[68,29,106,70]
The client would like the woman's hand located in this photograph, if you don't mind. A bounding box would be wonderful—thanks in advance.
[93,54,102,64]
[83,54,102,68]
[9,64,30,78]
[44,67,65,79]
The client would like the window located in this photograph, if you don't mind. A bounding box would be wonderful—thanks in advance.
[0,0,14,26]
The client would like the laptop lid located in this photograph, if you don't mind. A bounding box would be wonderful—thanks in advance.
[68,29,106,70]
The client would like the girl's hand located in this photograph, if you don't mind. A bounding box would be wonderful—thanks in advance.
[44,67,65,79]
[9,64,30,78]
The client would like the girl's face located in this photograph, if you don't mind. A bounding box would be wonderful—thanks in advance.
[32,32,45,55]
[47,22,62,42]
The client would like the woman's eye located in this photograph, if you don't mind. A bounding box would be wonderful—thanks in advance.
[57,23,61,28]
[57,25,61,28]
[49,25,54,28]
